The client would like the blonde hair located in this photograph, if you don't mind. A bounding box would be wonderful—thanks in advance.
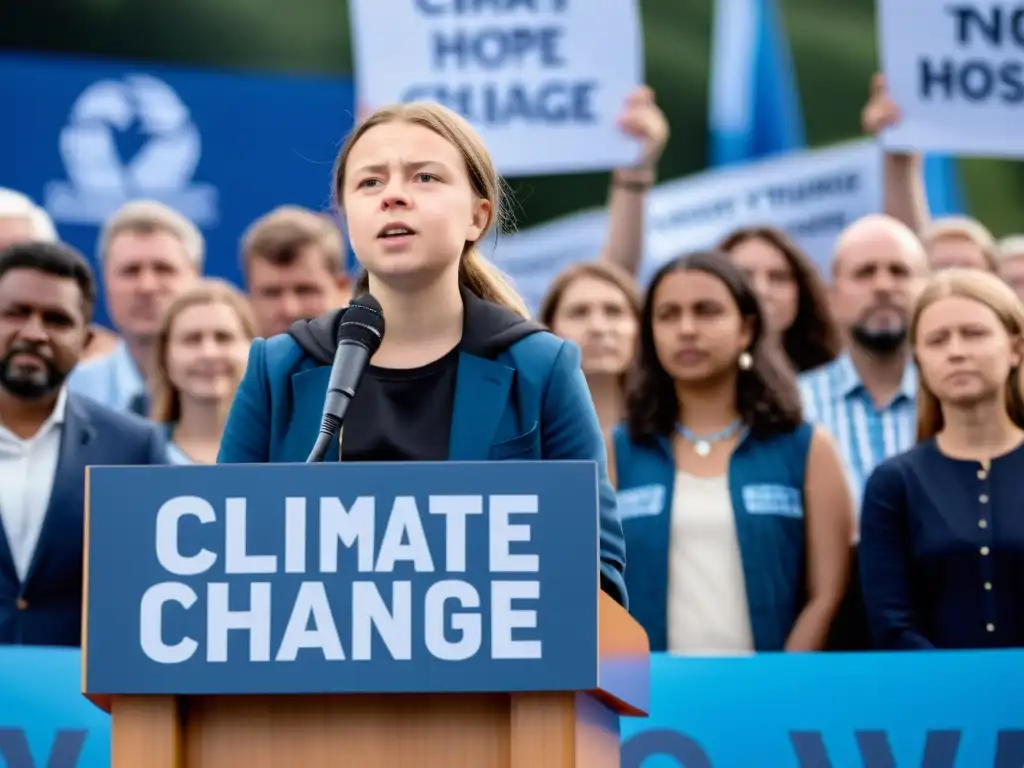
[911,268,1024,440]
[0,188,57,242]
[99,200,205,269]
[998,235,1024,260]
[241,206,344,276]
[149,279,256,423]
[920,216,998,272]
[332,101,529,318]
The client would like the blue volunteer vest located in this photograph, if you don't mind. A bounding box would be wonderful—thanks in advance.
[612,422,813,652]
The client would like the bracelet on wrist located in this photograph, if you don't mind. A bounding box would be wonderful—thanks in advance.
[613,175,654,192]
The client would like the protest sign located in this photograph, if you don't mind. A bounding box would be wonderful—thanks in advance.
[879,0,1024,158]
[492,139,884,311]
[349,0,643,176]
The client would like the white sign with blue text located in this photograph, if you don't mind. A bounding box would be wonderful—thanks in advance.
[83,462,600,696]
[491,139,884,311]
[348,0,644,177]
[879,0,1024,158]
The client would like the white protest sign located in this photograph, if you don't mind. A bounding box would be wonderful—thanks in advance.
[349,0,643,177]
[491,139,884,312]
[879,0,1024,158]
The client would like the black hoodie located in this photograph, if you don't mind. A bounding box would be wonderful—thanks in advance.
[287,286,545,365]
[285,288,628,605]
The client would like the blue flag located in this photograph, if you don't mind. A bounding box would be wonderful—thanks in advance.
[708,2,966,217]
[708,0,805,167]
[923,154,966,216]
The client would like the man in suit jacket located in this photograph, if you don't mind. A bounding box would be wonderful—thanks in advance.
[0,241,170,647]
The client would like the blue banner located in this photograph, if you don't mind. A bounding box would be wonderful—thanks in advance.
[0,52,355,327]
[620,651,1024,767]
[83,462,600,696]
[0,647,109,768]
[1,648,1021,766]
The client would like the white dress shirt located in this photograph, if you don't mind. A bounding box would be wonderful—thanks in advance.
[0,388,66,582]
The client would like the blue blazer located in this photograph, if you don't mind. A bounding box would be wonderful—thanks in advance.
[218,291,628,606]
[0,394,170,646]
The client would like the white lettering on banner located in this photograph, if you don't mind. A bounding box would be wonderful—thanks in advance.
[141,495,542,664]
[225,498,277,574]
[140,582,199,663]
[491,580,542,658]
[207,583,272,663]
[879,0,1024,157]
[489,494,539,572]
[155,496,217,576]
[276,582,346,661]
[429,495,483,572]
[425,580,482,660]
[319,496,376,573]
[349,0,642,175]
[491,139,884,312]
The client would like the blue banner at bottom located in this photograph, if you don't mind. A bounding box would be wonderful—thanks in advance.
[0,648,109,768]
[1,648,1021,767]
[621,651,1023,767]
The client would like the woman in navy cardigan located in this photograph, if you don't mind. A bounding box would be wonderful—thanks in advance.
[608,252,852,653]
[216,101,627,606]
[861,269,1024,649]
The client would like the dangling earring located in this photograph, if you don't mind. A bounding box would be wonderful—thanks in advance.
[738,351,753,371]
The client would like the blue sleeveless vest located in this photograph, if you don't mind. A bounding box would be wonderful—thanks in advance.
[612,422,813,652]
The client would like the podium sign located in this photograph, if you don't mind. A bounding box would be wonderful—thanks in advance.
[83,461,600,697]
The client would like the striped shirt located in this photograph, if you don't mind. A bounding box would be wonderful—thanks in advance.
[799,353,918,520]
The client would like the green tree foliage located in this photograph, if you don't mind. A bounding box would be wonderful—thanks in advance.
[2,0,1020,234]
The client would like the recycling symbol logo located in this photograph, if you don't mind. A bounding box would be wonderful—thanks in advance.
[45,74,218,226]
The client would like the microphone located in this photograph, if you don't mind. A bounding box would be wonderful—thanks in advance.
[305,294,385,463]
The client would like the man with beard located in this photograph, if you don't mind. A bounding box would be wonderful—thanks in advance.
[799,213,929,649]
[0,187,119,361]
[0,241,169,647]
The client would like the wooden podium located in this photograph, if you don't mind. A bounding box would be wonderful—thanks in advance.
[83,592,648,768]
[81,462,649,768]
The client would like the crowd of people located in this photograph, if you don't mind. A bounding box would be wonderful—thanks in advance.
[0,76,1021,653]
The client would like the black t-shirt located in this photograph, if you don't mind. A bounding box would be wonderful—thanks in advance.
[340,345,460,462]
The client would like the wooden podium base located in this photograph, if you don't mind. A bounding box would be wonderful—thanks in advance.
[112,691,621,768]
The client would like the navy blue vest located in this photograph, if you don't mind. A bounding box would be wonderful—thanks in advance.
[613,422,813,652]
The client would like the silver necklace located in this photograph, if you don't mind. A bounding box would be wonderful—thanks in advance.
[675,419,744,457]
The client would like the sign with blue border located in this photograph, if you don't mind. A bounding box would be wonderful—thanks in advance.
[83,461,600,696]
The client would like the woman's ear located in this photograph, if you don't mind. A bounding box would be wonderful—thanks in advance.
[1012,334,1024,369]
[738,316,755,352]
[466,197,491,244]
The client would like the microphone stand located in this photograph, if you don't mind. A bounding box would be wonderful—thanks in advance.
[305,427,338,464]
[305,345,362,463]
[304,297,383,463]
